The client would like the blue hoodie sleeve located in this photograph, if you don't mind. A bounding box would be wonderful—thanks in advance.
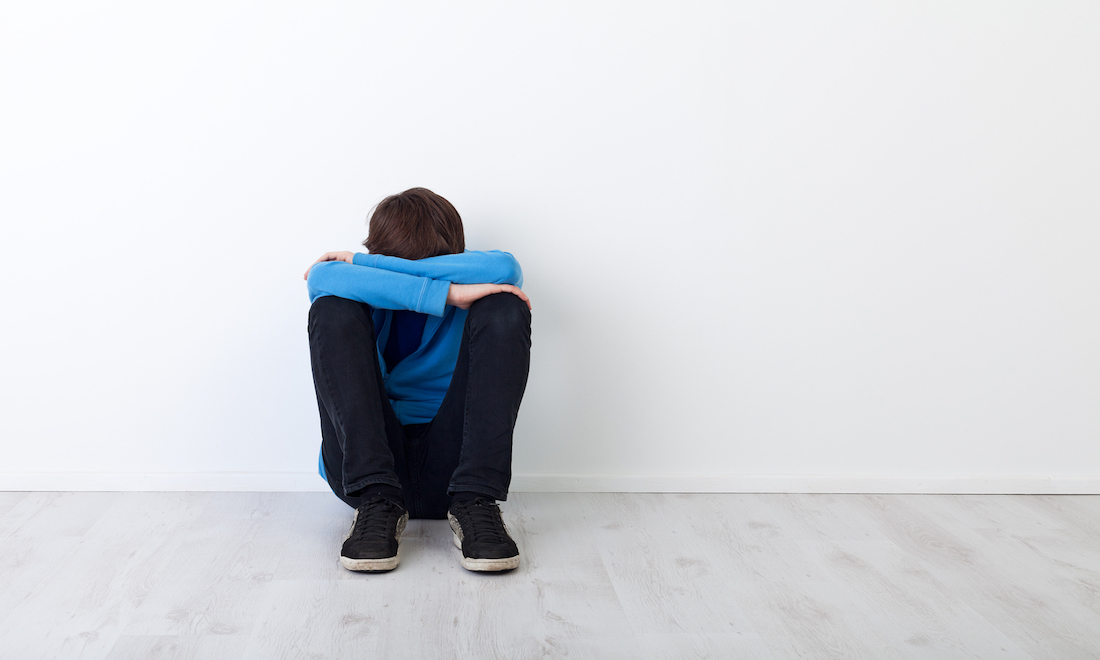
[306,260,451,316]
[352,249,523,288]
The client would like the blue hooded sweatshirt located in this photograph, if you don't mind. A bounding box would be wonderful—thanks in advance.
[303,249,521,481]
[306,249,524,480]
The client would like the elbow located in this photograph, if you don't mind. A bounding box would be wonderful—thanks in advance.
[484,251,523,286]
[504,253,523,288]
[306,281,324,303]
[305,261,334,301]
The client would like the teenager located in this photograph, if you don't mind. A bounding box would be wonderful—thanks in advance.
[303,188,532,573]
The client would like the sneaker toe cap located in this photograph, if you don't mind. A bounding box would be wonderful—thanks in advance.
[463,542,519,559]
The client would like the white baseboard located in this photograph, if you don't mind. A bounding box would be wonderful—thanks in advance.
[0,472,1097,494]
[0,472,330,492]
[511,474,1100,494]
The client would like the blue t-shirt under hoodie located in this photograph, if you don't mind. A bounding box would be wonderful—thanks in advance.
[383,310,429,373]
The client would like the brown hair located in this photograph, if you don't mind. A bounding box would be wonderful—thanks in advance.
[363,187,465,260]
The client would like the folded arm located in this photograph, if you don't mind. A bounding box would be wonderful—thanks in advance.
[352,249,523,288]
[305,260,452,316]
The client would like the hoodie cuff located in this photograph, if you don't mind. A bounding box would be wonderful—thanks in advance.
[417,278,452,316]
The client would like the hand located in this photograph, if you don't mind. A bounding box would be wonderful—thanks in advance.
[446,283,532,311]
[303,251,355,280]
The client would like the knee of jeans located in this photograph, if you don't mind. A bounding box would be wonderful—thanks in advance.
[469,292,531,334]
[309,296,370,332]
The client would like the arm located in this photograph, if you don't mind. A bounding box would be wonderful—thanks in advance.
[305,260,452,316]
[352,249,523,288]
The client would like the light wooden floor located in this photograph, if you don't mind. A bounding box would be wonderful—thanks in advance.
[1,492,1098,659]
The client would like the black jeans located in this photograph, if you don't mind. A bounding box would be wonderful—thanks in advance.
[308,292,532,519]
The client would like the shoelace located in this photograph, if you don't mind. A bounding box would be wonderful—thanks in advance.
[455,499,510,544]
[349,496,401,543]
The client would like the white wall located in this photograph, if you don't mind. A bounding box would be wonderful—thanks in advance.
[2,1,1098,492]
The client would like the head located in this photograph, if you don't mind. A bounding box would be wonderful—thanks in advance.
[363,187,465,260]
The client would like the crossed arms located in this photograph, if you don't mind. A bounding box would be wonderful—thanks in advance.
[304,249,530,316]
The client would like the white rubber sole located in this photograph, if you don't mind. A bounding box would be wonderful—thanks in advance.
[340,553,400,572]
[447,512,521,572]
[339,510,407,573]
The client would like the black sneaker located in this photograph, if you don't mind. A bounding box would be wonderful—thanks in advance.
[340,495,409,572]
[447,497,520,572]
